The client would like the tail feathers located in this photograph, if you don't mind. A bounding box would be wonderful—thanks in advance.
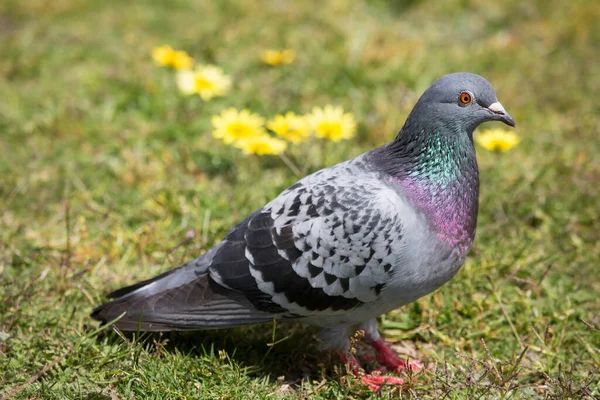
[106,265,183,300]
[92,299,275,331]
[91,256,275,331]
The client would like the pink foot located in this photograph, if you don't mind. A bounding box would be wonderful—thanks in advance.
[361,374,405,391]
[370,338,423,373]
[337,351,406,392]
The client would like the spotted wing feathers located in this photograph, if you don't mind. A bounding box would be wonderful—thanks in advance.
[210,164,405,316]
[92,162,408,330]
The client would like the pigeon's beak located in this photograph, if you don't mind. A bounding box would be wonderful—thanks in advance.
[486,101,516,128]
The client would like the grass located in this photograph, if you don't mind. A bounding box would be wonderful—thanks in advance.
[1,0,599,398]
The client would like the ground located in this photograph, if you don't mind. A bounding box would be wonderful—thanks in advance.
[1,0,599,399]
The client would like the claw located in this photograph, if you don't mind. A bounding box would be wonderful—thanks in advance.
[405,359,424,372]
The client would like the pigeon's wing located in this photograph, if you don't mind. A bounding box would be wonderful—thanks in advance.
[208,164,406,316]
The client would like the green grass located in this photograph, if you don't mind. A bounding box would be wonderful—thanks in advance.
[1,0,599,398]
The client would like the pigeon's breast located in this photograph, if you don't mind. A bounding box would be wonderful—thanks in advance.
[369,178,476,312]
[376,212,462,303]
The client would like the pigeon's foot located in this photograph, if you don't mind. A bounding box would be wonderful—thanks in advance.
[361,374,405,391]
[337,351,405,392]
[368,338,423,373]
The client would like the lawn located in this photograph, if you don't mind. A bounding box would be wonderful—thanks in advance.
[1,0,599,398]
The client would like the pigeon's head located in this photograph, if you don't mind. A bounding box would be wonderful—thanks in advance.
[413,72,515,133]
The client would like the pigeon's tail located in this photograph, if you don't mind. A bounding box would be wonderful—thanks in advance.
[91,249,276,331]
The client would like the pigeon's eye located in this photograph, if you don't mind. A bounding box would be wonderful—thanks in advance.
[459,92,472,105]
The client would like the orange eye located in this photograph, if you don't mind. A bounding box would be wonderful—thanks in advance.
[459,92,472,104]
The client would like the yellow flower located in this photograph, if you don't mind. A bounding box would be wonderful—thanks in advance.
[212,108,266,144]
[152,45,193,70]
[307,105,357,142]
[152,45,175,66]
[234,134,288,156]
[475,129,520,152]
[172,50,193,70]
[260,49,296,66]
[176,65,232,100]
[267,112,311,144]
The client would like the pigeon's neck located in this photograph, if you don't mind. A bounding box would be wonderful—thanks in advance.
[372,123,479,250]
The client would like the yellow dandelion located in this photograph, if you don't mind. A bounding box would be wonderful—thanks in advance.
[234,134,288,156]
[176,65,232,100]
[212,108,266,144]
[260,49,296,66]
[267,112,311,144]
[172,50,193,70]
[152,46,193,69]
[475,129,520,152]
[152,45,176,66]
[307,105,357,142]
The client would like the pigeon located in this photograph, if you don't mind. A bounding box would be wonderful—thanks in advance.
[92,72,515,388]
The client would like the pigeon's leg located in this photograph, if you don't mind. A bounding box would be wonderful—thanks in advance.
[336,349,405,390]
[335,350,405,390]
[359,319,422,372]
[336,350,360,375]
[319,326,404,390]
[318,326,360,374]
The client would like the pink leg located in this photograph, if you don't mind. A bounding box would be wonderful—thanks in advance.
[336,351,360,375]
[369,338,423,372]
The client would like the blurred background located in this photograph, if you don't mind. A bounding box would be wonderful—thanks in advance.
[1,0,599,398]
